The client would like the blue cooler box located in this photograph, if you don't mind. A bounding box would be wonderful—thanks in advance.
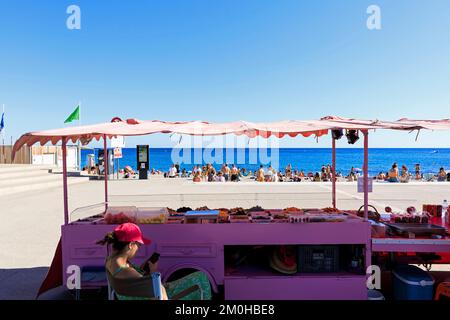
[393,265,434,300]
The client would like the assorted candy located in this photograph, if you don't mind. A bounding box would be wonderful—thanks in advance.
[137,213,167,224]
[104,212,137,224]
[78,206,361,225]
[387,206,431,224]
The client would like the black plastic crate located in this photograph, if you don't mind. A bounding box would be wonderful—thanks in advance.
[297,245,339,273]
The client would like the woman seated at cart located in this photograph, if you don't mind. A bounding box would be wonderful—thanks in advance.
[98,223,211,300]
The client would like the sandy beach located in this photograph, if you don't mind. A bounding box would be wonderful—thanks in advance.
[1,172,450,299]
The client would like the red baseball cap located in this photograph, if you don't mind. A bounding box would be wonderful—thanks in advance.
[114,223,151,245]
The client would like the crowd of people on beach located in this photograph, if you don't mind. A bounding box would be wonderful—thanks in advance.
[376,163,450,183]
[83,159,449,183]
[162,163,348,183]
[165,163,244,182]
[161,162,450,183]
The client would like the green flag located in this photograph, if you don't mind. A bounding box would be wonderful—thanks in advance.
[64,105,80,123]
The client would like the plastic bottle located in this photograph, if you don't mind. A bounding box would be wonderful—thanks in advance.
[442,200,448,224]
[444,200,449,225]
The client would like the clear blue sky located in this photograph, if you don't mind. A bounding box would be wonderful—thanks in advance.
[1,0,450,147]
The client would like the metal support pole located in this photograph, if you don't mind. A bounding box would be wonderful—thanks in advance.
[363,130,369,222]
[361,130,372,271]
[62,138,69,225]
[332,137,337,209]
[117,158,120,180]
[104,135,109,211]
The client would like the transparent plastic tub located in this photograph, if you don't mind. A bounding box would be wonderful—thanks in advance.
[136,207,169,224]
[104,206,137,224]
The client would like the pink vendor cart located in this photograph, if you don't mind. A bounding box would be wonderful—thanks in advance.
[12,116,450,300]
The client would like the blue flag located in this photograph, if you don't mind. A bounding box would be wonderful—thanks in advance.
[0,112,4,133]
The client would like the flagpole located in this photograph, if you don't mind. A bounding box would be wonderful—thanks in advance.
[78,101,81,171]
[1,104,4,164]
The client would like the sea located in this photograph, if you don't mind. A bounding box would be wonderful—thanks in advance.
[81,148,450,176]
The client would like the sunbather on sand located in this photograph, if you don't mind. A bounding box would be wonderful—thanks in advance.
[168,164,177,178]
[193,172,201,182]
[124,166,136,179]
[313,172,321,182]
[347,167,357,182]
[216,172,225,182]
[376,172,386,180]
[285,164,292,178]
[438,167,447,182]
[207,164,216,182]
[415,164,422,180]
[388,163,399,182]
[257,165,265,182]
[325,165,331,179]
[231,164,239,182]
[399,165,410,183]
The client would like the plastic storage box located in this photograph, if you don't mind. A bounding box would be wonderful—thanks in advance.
[297,245,339,273]
[136,207,169,224]
[393,265,434,300]
[104,206,137,224]
[184,210,219,224]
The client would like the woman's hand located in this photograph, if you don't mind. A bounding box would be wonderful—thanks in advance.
[148,261,159,274]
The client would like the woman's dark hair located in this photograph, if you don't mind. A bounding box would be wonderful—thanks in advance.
[97,231,129,251]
